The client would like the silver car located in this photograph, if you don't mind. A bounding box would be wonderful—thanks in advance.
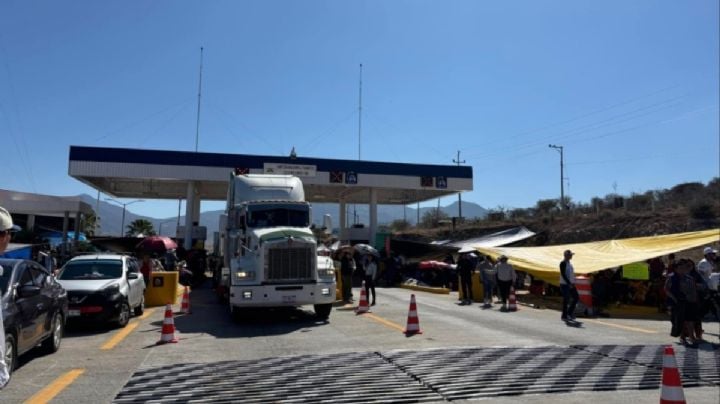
[56,254,145,327]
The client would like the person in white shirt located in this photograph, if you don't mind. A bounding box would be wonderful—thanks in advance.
[559,249,579,321]
[697,246,717,286]
[364,254,377,306]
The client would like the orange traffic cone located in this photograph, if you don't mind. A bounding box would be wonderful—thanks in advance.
[180,286,191,314]
[355,281,370,314]
[659,345,685,404]
[157,303,178,344]
[404,294,423,335]
[508,286,518,312]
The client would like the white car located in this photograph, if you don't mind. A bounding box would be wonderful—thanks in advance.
[56,254,145,327]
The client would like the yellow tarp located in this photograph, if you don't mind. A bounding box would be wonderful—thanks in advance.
[473,229,720,286]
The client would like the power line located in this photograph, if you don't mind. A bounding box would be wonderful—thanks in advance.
[461,85,682,153]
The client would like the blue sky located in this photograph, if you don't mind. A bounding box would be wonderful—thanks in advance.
[1,1,718,219]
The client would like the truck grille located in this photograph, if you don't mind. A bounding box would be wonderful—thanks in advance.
[266,246,314,282]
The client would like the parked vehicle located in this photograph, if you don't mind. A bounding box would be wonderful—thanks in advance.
[56,254,145,327]
[1,258,68,377]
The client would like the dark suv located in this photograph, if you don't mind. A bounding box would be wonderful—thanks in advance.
[1,258,68,378]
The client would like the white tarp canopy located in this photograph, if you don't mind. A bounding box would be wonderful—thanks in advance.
[448,226,536,250]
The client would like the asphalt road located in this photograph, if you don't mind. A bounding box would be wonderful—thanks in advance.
[3,283,719,403]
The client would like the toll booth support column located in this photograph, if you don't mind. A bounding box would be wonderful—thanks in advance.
[72,211,81,253]
[369,188,377,247]
[339,198,346,243]
[61,211,69,258]
[27,214,35,232]
[184,181,196,250]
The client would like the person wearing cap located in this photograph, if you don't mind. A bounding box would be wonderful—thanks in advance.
[559,249,579,321]
[494,255,516,311]
[0,206,21,389]
[697,246,717,286]
[456,248,475,305]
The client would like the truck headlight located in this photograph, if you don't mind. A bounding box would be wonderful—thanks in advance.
[318,268,335,279]
[236,271,255,280]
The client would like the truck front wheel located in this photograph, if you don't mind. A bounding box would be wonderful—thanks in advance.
[314,303,332,320]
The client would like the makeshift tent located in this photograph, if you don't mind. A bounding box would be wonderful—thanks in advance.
[448,226,536,250]
[473,229,719,285]
[0,243,32,259]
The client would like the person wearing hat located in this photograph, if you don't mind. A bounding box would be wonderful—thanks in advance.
[456,247,475,305]
[559,249,579,321]
[494,255,516,311]
[0,206,21,389]
[697,246,717,287]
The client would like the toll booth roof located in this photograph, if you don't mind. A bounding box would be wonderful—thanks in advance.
[69,146,473,204]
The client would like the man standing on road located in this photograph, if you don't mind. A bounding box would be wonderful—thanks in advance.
[340,250,355,303]
[559,249,579,321]
[1,206,21,389]
[478,255,496,308]
[697,246,717,286]
[457,248,475,305]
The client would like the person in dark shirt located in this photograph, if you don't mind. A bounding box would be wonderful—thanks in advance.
[340,250,355,303]
[456,248,475,305]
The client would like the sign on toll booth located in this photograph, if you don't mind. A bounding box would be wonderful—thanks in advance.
[263,163,317,177]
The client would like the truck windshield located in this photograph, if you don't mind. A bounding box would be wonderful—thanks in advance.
[247,204,310,228]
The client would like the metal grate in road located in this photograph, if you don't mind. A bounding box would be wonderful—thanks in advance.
[114,351,440,404]
[114,345,720,403]
[574,344,720,386]
[382,346,693,400]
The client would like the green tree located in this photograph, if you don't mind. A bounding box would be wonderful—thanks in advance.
[83,213,98,237]
[126,219,156,237]
[535,199,558,215]
[420,209,449,228]
[389,219,411,231]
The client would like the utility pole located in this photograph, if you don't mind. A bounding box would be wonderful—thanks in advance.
[452,150,465,220]
[548,144,566,209]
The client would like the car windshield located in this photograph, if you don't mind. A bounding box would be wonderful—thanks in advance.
[0,261,14,295]
[58,260,123,280]
[247,204,310,228]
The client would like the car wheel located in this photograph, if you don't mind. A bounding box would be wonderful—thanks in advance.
[4,333,17,377]
[314,303,332,320]
[116,301,130,328]
[41,312,64,354]
[134,296,145,316]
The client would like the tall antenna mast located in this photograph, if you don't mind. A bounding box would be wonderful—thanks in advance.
[358,63,363,160]
[354,63,363,225]
[195,46,204,152]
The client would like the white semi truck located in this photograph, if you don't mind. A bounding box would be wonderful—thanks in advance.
[218,173,336,320]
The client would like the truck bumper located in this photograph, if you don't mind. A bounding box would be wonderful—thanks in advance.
[229,282,336,308]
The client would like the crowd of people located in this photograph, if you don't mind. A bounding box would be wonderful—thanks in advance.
[664,247,719,347]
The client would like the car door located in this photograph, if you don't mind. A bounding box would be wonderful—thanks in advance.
[14,263,44,353]
[126,258,142,307]
[29,263,54,338]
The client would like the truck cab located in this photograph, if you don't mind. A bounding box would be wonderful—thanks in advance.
[220,174,336,320]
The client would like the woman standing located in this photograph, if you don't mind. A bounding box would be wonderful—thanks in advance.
[666,259,700,346]
[495,255,516,311]
[364,255,377,306]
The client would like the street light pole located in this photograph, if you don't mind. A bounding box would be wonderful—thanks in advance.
[548,144,565,209]
[105,198,145,236]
